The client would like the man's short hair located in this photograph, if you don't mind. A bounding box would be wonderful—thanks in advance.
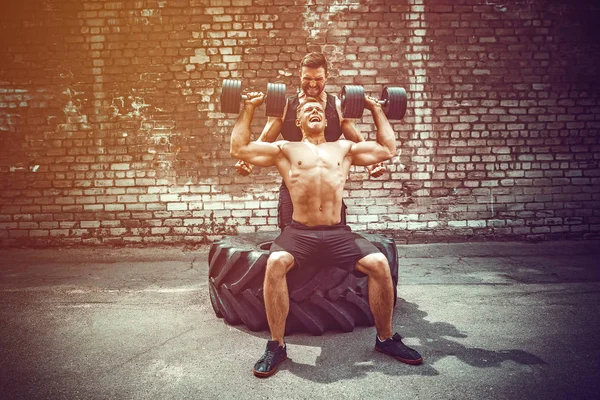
[300,52,328,74]
[296,97,323,119]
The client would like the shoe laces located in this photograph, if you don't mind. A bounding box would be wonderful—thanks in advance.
[392,333,403,342]
[259,349,276,365]
[264,351,274,364]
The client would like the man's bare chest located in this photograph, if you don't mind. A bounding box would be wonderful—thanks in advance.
[282,142,347,170]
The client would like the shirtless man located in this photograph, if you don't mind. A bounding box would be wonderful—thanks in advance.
[230,91,423,378]
[235,52,385,229]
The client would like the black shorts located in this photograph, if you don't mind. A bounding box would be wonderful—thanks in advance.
[277,182,347,230]
[270,220,381,272]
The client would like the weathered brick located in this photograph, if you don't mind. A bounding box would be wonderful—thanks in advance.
[0,1,598,246]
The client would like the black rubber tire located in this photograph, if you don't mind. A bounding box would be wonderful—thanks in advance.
[208,231,399,335]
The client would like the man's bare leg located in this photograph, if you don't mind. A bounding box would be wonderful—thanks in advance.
[253,251,295,378]
[264,251,295,345]
[356,252,423,365]
[355,253,394,340]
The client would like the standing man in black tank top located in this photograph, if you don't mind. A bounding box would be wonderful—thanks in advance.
[235,52,386,229]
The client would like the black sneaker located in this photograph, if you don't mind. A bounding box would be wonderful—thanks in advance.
[375,333,423,365]
[253,340,288,378]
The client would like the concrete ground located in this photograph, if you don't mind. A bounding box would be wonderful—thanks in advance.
[0,240,599,400]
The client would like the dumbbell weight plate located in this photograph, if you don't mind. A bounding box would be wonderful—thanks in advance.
[381,86,407,120]
[341,85,365,119]
[221,79,242,114]
[265,82,286,117]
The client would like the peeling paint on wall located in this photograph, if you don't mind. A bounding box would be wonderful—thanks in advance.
[61,87,91,131]
[407,0,432,136]
[0,86,30,132]
[110,94,151,119]
[405,0,437,183]
[303,0,361,42]
[108,90,179,172]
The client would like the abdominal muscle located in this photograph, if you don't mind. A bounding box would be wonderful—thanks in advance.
[279,142,351,226]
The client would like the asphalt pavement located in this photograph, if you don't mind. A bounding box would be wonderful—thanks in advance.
[1,240,599,400]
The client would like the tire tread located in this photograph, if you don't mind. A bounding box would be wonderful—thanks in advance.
[208,231,398,334]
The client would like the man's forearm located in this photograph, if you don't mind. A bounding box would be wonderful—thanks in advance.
[372,107,397,156]
[256,117,283,143]
[341,119,366,143]
[230,105,256,158]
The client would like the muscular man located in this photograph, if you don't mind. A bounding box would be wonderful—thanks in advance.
[230,91,423,378]
[235,52,385,229]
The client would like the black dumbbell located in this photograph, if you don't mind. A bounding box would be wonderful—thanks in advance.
[341,85,407,120]
[220,79,287,117]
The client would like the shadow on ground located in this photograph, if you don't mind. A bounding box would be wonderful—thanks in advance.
[230,299,545,383]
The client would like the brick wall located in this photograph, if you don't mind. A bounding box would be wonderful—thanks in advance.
[1,0,599,246]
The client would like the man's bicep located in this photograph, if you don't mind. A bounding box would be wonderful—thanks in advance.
[349,141,388,166]
[237,141,282,167]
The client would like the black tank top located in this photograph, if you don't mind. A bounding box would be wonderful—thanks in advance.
[281,93,343,142]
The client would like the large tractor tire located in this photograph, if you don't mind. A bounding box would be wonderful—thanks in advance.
[208,231,398,335]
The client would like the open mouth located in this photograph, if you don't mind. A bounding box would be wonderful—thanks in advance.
[309,116,321,122]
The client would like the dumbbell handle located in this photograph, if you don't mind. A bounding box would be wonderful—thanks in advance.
[240,93,265,100]
[356,92,389,106]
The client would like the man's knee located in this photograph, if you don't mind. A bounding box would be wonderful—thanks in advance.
[357,252,390,279]
[265,251,294,283]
